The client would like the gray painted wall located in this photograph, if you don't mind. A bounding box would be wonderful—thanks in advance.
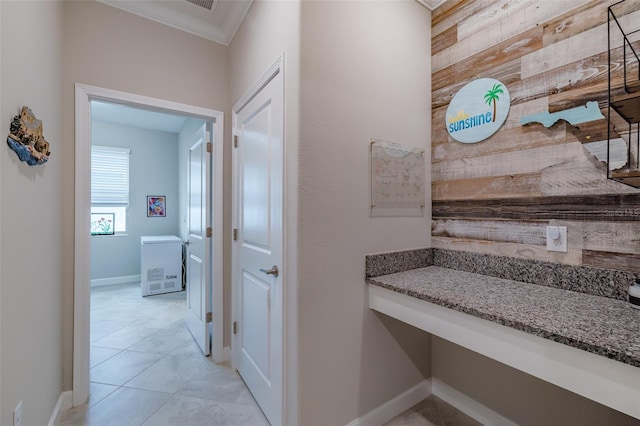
[60,1,230,390]
[432,337,640,425]
[1,2,64,424]
[296,2,432,423]
[90,121,180,280]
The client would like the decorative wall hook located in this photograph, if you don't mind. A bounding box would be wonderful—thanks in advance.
[6,106,51,166]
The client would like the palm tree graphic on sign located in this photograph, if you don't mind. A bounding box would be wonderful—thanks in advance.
[484,83,504,123]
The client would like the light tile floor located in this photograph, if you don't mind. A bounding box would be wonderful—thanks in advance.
[61,283,269,426]
[385,395,482,426]
[63,283,478,426]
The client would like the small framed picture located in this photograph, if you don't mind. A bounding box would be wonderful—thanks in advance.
[147,196,166,217]
[90,213,115,235]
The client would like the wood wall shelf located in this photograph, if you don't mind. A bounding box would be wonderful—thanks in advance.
[610,91,640,124]
[611,170,640,187]
[607,1,640,188]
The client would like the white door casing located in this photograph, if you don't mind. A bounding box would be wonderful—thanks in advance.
[185,123,211,356]
[73,84,225,407]
[233,58,284,425]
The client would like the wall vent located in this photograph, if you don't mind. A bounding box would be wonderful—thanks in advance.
[185,0,216,11]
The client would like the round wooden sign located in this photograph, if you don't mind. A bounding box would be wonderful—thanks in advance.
[445,78,510,144]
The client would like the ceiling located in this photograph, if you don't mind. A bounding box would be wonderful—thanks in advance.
[97,0,253,45]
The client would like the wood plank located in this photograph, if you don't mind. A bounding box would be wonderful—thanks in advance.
[457,0,589,46]
[433,24,542,75]
[521,9,640,80]
[431,219,547,245]
[543,0,640,46]
[432,172,542,201]
[539,147,639,196]
[436,37,637,112]
[563,220,640,254]
[432,120,569,165]
[432,193,640,222]
[453,0,518,41]
[433,1,590,73]
[547,82,608,114]
[583,249,640,273]
[432,25,457,57]
[523,22,604,80]
[432,0,495,38]
[544,44,640,113]
[431,236,583,266]
[431,0,466,27]
[510,50,610,107]
[432,142,582,181]
[432,58,521,109]
[566,112,615,144]
[432,219,640,255]
[432,8,639,112]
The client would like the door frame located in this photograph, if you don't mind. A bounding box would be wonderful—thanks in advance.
[73,83,224,406]
[231,55,290,424]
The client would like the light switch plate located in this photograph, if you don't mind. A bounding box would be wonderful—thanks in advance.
[546,226,567,252]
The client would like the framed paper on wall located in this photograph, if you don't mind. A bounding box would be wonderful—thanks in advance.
[147,195,166,217]
[370,138,425,217]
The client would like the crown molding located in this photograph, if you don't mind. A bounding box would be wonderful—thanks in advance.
[415,0,447,11]
[97,0,252,46]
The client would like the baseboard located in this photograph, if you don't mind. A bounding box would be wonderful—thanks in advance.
[48,390,73,426]
[344,377,516,426]
[432,378,517,426]
[345,379,432,426]
[90,274,141,287]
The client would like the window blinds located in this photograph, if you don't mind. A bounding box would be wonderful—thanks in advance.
[91,145,130,205]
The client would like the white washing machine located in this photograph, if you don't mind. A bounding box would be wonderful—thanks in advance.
[140,235,183,297]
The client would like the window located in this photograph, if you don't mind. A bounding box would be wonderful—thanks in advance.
[91,145,130,234]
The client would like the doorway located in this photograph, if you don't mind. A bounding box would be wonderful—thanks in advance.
[73,84,224,407]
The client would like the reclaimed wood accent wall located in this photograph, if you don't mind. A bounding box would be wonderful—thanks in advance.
[431,0,640,273]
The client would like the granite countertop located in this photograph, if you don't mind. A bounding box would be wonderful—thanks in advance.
[368,266,640,368]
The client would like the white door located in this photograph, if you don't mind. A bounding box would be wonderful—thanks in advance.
[186,123,211,356]
[234,65,284,425]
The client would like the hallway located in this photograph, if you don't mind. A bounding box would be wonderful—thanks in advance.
[61,283,268,426]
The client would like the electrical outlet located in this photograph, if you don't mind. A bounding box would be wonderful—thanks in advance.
[14,400,22,426]
[546,226,567,253]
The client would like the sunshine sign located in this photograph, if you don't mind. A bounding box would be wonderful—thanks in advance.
[446,78,510,144]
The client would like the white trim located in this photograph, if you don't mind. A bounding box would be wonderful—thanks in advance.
[90,274,141,287]
[344,377,517,426]
[74,83,225,406]
[369,284,640,420]
[432,379,516,426]
[96,0,253,46]
[47,391,73,426]
[210,113,225,363]
[415,0,447,10]
[345,380,432,426]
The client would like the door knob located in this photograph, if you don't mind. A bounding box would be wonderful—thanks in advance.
[259,265,279,278]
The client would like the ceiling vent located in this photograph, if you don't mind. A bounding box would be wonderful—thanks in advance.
[185,0,217,12]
